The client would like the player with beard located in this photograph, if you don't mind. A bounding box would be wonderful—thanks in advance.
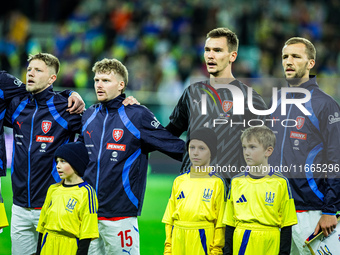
[269,37,340,254]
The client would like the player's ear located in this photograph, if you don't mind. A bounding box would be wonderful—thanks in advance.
[229,51,237,63]
[48,74,57,85]
[118,81,125,93]
[307,59,315,70]
[265,146,274,157]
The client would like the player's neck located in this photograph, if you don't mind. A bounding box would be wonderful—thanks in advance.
[190,165,212,177]
[248,163,270,177]
[210,72,235,87]
[64,175,84,185]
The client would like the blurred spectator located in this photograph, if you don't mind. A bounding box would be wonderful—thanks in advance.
[0,0,339,106]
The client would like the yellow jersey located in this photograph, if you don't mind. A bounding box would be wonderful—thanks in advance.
[163,170,227,228]
[223,171,297,228]
[37,181,99,240]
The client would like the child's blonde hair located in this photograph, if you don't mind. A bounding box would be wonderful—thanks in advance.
[241,126,276,149]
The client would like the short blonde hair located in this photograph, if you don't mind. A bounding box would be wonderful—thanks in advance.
[28,53,60,74]
[92,58,128,92]
[284,37,316,60]
[241,126,276,149]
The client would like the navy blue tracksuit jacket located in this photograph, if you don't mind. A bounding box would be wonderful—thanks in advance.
[269,76,340,213]
[80,94,185,218]
[5,86,81,208]
[0,71,27,175]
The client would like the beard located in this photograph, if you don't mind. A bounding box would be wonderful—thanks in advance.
[285,63,309,86]
[26,83,48,94]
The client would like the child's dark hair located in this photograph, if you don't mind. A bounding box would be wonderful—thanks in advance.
[54,142,89,177]
[187,128,217,159]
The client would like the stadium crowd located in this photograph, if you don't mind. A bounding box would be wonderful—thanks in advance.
[0,0,339,99]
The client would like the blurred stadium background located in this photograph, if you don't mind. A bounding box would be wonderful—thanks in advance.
[0,0,340,254]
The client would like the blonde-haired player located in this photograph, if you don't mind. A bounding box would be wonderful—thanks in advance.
[223,126,297,254]
[36,142,99,255]
[162,127,227,254]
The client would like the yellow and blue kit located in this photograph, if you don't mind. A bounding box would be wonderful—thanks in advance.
[36,181,99,255]
[223,170,297,255]
[162,169,227,255]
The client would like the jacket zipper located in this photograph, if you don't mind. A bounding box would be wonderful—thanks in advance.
[280,93,294,166]
[28,101,38,207]
[96,107,109,194]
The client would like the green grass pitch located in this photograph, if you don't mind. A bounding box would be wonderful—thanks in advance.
[0,171,176,255]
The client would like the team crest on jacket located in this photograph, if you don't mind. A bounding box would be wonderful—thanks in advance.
[113,129,124,142]
[42,120,52,134]
[296,116,305,130]
[222,100,233,113]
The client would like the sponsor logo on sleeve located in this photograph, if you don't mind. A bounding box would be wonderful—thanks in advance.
[290,131,307,140]
[329,112,340,124]
[14,78,23,87]
[151,117,160,128]
[113,129,124,142]
[177,191,185,200]
[42,120,52,134]
[36,136,54,143]
[106,143,126,151]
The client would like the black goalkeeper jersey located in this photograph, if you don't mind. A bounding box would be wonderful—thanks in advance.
[169,79,268,181]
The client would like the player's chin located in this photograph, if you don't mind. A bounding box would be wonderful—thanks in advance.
[208,70,219,77]
[26,87,36,93]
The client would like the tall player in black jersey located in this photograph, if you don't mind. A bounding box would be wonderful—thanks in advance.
[166,28,268,178]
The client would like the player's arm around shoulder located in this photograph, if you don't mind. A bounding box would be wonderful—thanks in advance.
[0,71,27,101]
[52,94,82,133]
[56,89,85,114]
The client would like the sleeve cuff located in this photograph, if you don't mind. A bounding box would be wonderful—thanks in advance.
[322,212,336,215]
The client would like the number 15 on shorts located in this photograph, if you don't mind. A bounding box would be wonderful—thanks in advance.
[118,230,133,248]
